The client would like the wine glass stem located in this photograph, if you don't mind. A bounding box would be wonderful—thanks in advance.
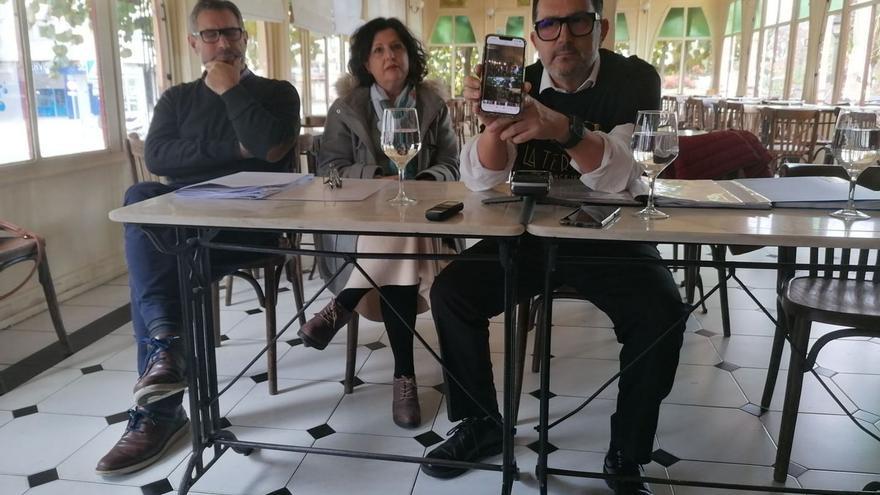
[647,175,657,211]
[398,166,405,198]
[846,175,857,212]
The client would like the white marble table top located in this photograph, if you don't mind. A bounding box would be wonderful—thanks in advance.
[526,204,880,249]
[109,180,526,238]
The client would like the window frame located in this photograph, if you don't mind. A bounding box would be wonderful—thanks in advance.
[0,0,170,170]
[746,0,807,99]
[427,12,480,98]
[653,6,713,95]
[828,0,880,104]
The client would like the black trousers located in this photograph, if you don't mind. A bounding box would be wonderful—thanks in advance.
[429,235,687,464]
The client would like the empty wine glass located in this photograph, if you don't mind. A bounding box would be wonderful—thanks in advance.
[381,108,421,206]
[830,109,880,220]
[631,110,679,219]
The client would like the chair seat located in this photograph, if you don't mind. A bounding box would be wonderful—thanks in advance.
[783,277,880,327]
[0,236,39,264]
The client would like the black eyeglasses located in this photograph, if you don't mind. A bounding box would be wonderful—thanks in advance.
[533,12,601,41]
[192,27,244,43]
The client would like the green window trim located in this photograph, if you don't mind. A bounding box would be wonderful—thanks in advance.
[798,0,809,20]
[686,7,710,37]
[430,15,453,44]
[725,0,742,35]
[615,12,629,41]
[659,7,684,37]
[454,15,476,44]
[505,16,524,38]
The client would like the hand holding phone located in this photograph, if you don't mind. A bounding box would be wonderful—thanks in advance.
[480,35,526,117]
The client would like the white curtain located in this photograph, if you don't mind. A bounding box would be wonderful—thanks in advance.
[237,0,288,22]
[291,0,363,35]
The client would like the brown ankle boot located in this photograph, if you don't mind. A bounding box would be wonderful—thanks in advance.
[392,375,421,428]
[297,298,352,350]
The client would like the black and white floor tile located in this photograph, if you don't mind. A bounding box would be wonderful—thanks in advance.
[0,246,878,494]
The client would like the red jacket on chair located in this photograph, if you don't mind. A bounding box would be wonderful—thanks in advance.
[663,130,773,180]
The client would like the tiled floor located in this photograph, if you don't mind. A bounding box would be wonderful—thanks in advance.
[0,248,878,494]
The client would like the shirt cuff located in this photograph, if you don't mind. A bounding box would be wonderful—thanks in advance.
[460,134,517,191]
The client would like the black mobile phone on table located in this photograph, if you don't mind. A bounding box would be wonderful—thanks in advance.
[480,35,527,116]
[560,205,621,228]
[426,201,464,221]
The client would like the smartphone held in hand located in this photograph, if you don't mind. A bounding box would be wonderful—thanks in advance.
[480,35,526,116]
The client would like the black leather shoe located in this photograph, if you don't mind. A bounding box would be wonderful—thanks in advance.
[95,407,188,476]
[133,336,187,407]
[603,449,653,495]
[420,416,503,479]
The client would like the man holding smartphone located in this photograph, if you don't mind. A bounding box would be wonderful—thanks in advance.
[423,1,686,494]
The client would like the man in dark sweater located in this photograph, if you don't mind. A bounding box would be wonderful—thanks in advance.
[421,1,685,494]
[96,0,300,475]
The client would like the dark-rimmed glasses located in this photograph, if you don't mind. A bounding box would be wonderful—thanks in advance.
[192,27,244,43]
[533,12,601,41]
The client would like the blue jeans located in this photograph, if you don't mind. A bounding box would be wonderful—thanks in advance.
[124,182,279,414]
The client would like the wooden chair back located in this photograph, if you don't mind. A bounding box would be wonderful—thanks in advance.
[661,95,678,116]
[714,100,745,131]
[759,108,819,173]
[125,133,163,184]
[681,97,705,130]
[804,248,879,281]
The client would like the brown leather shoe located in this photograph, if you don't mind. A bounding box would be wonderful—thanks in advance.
[133,336,186,407]
[95,407,188,476]
[392,375,421,428]
[297,298,352,350]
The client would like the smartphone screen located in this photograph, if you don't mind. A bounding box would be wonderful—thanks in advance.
[560,206,621,228]
[480,35,526,116]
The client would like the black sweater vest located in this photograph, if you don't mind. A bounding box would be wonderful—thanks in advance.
[514,49,660,179]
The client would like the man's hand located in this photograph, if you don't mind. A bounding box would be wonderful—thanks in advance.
[487,94,569,145]
[204,61,241,95]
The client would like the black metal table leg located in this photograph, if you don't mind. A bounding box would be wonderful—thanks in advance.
[537,240,557,495]
[499,239,518,495]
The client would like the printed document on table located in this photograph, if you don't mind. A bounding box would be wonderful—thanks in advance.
[175,172,314,199]
[268,178,391,202]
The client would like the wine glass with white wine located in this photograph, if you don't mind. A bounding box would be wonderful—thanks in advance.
[829,109,880,220]
[381,108,420,206]
[631,110,679,219]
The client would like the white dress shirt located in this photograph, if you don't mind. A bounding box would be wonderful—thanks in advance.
[460,58,647,196]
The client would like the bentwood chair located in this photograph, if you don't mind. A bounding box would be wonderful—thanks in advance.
[761,245,879,482]
[0,224,71,354]
[125,133,304,395]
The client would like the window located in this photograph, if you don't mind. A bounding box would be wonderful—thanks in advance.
[427,15,479,97]
[0,0,32,164]
[117,0,160,137]
[288,26,347,117]
[504,16,524,38]
[289,26,304,115]
[0,0,108,165]
[719,0,742,96]
[817,0,844,103]
[651,7,712,95]
[745,0,808,99]
[615,13,630,56]
[838,0,880,103]
[243,20,265,77]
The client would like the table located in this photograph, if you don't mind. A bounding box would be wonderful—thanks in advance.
[109,181,526,495]
[525,203,880,494]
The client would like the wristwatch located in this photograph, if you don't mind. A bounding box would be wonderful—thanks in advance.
[558,114,587,149]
